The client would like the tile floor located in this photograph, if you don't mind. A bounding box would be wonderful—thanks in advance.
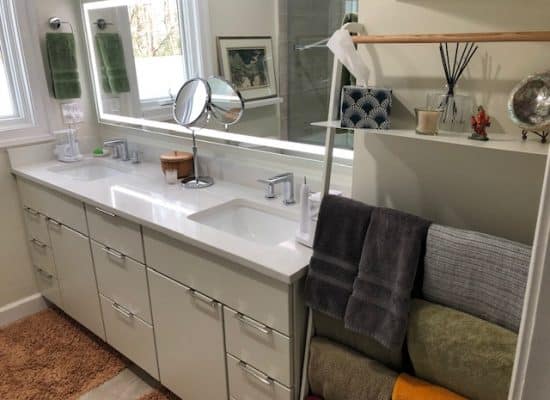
[79,367,157,400]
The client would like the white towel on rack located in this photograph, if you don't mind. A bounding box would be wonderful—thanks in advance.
[328,29,370,86]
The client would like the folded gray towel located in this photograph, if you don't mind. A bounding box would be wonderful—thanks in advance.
[304,195,374,320]
[345,208,430,349]
[423,224,531,332]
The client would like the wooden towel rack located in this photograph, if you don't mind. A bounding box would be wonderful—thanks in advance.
[352,31,550,44]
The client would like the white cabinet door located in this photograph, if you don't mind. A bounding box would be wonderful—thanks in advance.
[148,269,227,400]
[48,221,105,340]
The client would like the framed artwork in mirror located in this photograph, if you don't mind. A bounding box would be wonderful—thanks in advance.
[217,36,277,101]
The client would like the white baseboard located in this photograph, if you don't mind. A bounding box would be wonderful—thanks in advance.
[0,293,48,328]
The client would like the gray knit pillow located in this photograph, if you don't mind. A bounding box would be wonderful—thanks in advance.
[422,224,531,332]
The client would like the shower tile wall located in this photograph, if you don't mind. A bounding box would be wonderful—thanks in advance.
[286,0,346,146]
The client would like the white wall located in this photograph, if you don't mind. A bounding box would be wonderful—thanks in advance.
[0,0,100,308]
[357,0,550,134]
[353,0,550,244]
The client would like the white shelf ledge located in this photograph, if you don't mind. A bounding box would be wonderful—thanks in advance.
[245,97,284,109]
[312,120,549,157]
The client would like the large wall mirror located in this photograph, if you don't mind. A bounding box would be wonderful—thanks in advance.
[82,0,358,158]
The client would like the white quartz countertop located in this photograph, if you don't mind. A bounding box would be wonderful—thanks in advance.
[12,158,312,284]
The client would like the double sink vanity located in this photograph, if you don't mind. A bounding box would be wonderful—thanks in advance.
[12,155,311,400]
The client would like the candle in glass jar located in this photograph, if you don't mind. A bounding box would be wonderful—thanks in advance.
[415,108,443,135]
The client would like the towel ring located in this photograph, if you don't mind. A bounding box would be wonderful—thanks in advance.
[48,17,74,34]
[94,18,113,31]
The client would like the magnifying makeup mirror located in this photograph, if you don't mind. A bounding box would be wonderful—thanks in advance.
[173,77,244,189]
[207,76,245,128]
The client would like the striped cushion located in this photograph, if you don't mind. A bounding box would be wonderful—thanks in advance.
[422,224,531,332]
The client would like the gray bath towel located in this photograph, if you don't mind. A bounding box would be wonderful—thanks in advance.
[304,195,374,320]
[423,224,531,332]
[345,207,430,349]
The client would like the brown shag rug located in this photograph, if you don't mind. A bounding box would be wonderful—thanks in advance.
[0,308,126,400]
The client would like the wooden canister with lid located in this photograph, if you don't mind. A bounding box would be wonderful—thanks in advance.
[160,151,193,179]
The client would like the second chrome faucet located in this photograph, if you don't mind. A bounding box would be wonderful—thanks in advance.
[258,173,296,205]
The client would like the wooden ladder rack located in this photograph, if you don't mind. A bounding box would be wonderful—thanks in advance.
[352,31,550,44]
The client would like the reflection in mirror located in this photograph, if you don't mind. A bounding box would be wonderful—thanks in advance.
[207,76,244,127]
[83,0,359,153]
[173,79,210,128]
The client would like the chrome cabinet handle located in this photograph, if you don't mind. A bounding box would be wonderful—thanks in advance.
[102,246,126,260]
[236,313,272,335]
[189,289,217,307]
[112,302,134,319]
[30,238,48,248]
[36,267,53,280]
[24,207,40,216]
[95,207,117,218]
[238,361,273,385]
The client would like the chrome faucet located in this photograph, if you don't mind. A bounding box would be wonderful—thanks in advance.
[258,173,296,205]
[103,138,129,161]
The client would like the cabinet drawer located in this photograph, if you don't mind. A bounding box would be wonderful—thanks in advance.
[22,207,50,245]
[227,354,292,400]
[144,228,291,335]
[100,295,158,379]
[225,307,292,387]
[18,178,87,234]
[86,205,144,263]
[28,238,57,277]
[92,240,151,324]
[35,266,63,308]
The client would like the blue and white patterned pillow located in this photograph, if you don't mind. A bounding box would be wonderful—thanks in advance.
[341,86,392,129]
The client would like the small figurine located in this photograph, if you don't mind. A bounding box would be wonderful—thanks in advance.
[470,106,491,141]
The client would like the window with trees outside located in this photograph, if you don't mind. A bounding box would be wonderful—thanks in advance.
[128,0,186,103]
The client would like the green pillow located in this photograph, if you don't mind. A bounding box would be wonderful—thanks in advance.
[408,299,517,400]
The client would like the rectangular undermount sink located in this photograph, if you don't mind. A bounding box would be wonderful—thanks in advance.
[188,199,298,246]
[49,159,130,181]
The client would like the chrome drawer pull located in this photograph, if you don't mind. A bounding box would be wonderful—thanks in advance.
[189,289,217,307]
[95,207,117,218]
[36,267,53,280]
[103,246,126,260]
[238,361,273,386]
[236,313,272,335]
[112,302,134,319]
[47,218,62,228]
[24,207,40,216]
[30,238,48,248]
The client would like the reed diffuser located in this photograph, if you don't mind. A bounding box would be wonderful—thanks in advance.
[428,42,478,132]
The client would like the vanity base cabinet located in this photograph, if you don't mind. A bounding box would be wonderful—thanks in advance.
[148,269,228,400]
[48,222,105,340]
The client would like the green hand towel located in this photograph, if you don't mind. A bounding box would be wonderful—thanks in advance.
[46,33,81,100]
[95,33,130,93]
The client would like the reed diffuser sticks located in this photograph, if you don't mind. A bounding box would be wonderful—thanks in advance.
[437,42,479,122]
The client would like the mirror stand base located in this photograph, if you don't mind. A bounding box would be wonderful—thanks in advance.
[183,176,214,189]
